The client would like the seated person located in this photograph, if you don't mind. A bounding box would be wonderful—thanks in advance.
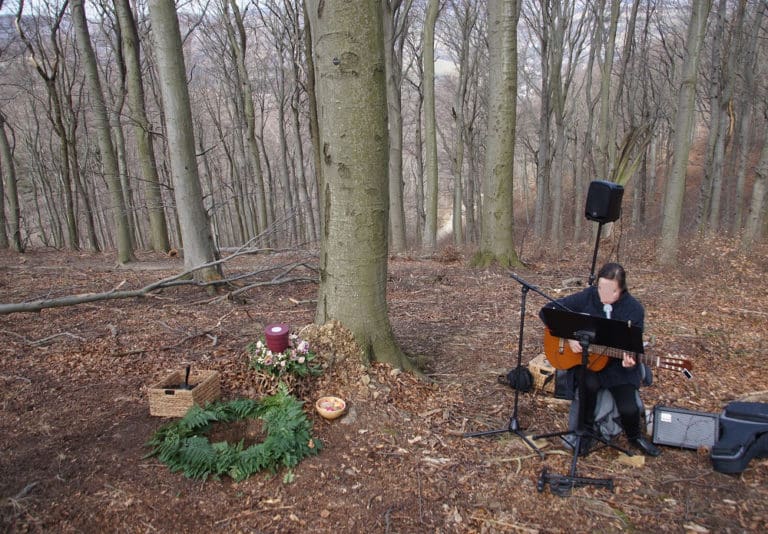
[540,262,660,457]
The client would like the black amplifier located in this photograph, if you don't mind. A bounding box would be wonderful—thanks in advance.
[651,406,719,449]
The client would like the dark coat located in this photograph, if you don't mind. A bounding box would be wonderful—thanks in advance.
[540,285,645,389]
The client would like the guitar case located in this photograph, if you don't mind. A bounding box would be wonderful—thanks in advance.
[710,402,768,474]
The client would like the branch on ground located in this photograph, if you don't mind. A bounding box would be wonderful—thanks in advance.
[0,249,318,315]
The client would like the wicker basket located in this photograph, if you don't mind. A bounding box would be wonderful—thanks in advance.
[528,354,556,395]
[148,369,220,417]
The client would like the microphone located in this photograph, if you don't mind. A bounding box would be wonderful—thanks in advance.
[603,303,612,319]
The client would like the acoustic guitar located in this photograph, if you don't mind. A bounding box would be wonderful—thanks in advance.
[543,328,693,373]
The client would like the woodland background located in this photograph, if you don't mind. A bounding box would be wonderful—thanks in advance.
[0,0,765,263]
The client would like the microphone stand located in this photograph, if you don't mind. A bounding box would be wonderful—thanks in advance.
[463,273,563,458]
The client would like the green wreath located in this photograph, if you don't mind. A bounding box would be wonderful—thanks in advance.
[145,384,321,481]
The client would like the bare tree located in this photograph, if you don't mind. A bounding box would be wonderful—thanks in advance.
[659,1,712,265]
[731,1,765,235]
[595,0,620,183]
[307,0,415,370]
[383,0,413,252]
[422,0,440,251]
[15,0,80,250]
[0,110,24,252]
[71,0,135,264]
[227,0,270,244]
[696,0,742,236]
[113,0,170,253]
[477,0,521,267]
[148,0,220,282]
[741,113,768,250]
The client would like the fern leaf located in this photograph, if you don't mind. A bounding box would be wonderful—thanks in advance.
[178,435,217,479]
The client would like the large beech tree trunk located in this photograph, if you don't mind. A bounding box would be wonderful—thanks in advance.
[307,0,415,370]
[478,0,521,267]
[148,0,220,282]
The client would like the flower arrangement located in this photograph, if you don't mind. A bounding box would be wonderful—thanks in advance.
[247,333,322,379]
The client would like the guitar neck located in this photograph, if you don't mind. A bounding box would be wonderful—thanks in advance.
[587,344,637,362]
[589,344,683,372]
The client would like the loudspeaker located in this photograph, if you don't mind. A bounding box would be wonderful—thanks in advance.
[651,406,719,450]
[585,180,624,223]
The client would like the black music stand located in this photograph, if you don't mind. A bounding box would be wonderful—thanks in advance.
[462,275,547,458]
[533,307,643,495]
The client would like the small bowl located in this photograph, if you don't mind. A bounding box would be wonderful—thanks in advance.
[315,396,346,420]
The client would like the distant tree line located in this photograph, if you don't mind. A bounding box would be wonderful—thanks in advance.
[0,0,765,267]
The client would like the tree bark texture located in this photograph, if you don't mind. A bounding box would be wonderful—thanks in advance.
[148,0,220,281]
[479,0,521,267]
[308,0,414,370]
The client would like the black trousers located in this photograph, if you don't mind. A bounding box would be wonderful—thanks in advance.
[582,371,642,440]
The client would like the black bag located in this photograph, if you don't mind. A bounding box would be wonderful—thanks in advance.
[711,402,768,474]
[505,366,533,392]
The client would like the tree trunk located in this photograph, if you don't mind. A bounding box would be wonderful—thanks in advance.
[478,0,521,267]
[658,1,712,265]
[148,0,220,282]
[741,125,768,250]
[114,0,170,253]
[227,0,269,243]
[596,0,620,182]
[452,62,466,248]
[534,1,551,241]
[732,2,764,234]
[0,112,16,250]
[275,55,299,244]
[68,130,101,251]
[308,0,414,371]
[575,10,600,242]
[383,0,410,253]
[71,0,135,264]
[288,43,316,242]
[423,0,440,251]
[414,91,426,248]
[303,0,323,239]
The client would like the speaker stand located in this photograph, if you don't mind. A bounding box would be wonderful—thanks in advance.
[587,221,606,286]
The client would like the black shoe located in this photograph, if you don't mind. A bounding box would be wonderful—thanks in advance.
[630,437,661,457]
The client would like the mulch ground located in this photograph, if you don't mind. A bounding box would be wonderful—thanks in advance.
[1,237,767,533]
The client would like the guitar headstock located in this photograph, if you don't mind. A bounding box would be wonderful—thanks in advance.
[659,354,693,372]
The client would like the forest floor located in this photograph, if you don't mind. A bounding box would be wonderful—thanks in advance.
[1,237,767,533]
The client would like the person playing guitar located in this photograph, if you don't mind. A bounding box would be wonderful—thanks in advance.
[539,262,661,457]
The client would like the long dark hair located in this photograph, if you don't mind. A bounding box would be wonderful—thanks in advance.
[597,262,627,292]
